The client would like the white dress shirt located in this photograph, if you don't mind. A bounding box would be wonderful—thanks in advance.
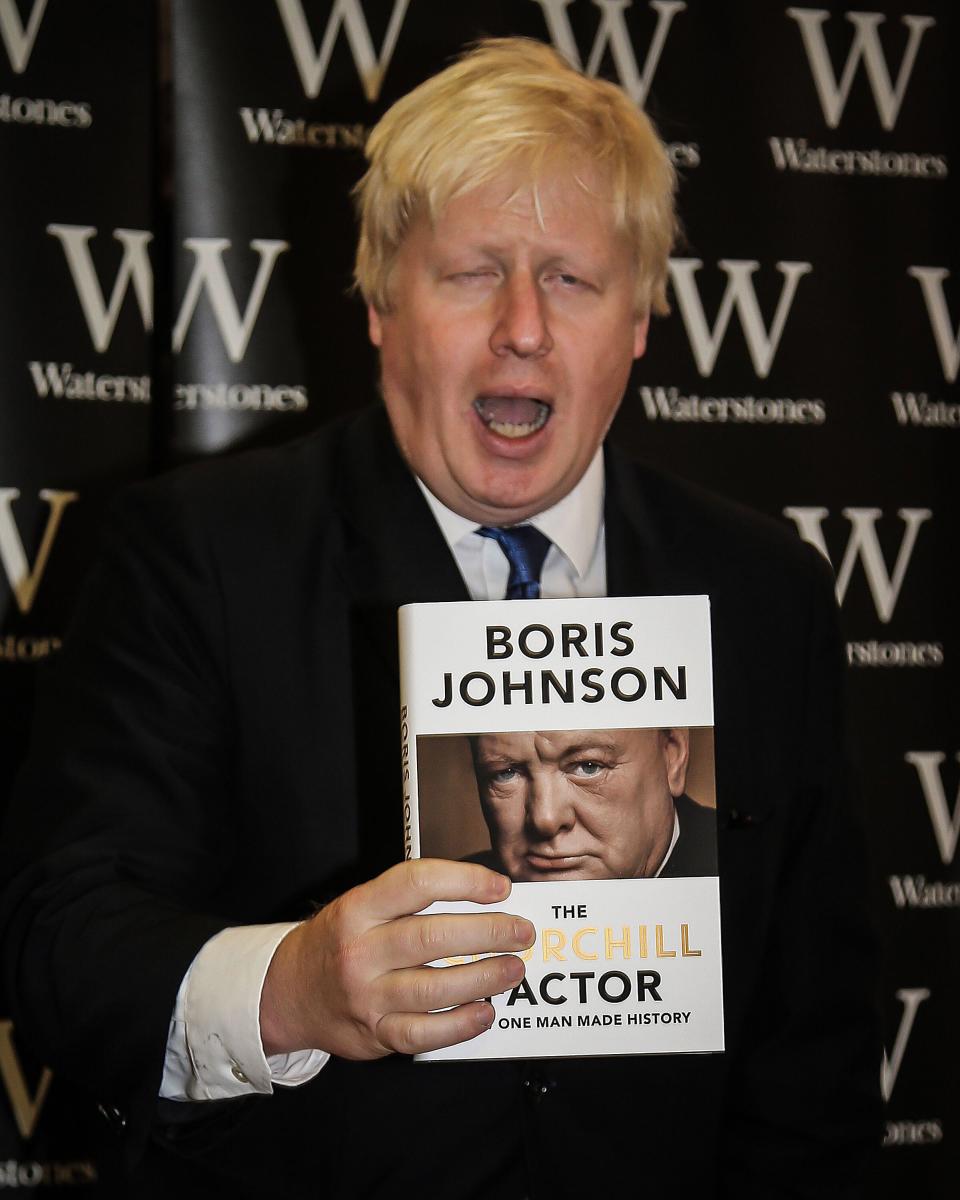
[162,450,610,1100]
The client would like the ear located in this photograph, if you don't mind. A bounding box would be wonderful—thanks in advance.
[632,311,651,360]
[659,728,690,798]
[367,303,383,348]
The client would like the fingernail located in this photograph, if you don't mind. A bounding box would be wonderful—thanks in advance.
[514,918,535,944]
[477,1003,495,1030]
[496,874,511,897]
[505,956,525,982]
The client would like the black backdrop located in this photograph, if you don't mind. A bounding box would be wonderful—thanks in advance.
[1,1,956,1193]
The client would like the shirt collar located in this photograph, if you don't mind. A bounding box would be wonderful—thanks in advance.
[415,448,605,580]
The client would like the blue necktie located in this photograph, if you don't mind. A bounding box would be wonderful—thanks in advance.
[477,525,552,600]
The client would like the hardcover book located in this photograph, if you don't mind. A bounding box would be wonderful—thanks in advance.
[399,595,724,1062]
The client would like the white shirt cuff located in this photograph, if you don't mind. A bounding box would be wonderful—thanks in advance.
[160,922,329,1101]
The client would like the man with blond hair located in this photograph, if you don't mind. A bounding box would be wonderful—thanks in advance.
[1,38,879,1197]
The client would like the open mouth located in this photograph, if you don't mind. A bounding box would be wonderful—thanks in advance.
[474,395,551,439]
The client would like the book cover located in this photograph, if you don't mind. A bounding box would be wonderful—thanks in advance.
[399,595,723,1062]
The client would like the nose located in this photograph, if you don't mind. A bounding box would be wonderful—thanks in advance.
[490,271,553,358]
[526,770,575,840]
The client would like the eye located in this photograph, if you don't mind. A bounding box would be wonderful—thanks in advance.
[447,269,499,284]
[488,766,520,784]
[545,270,589,290]
[569,760,604,778]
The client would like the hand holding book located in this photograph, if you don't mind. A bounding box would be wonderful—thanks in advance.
[258,859,535,1059]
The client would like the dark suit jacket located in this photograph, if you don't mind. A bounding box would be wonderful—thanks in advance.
[660,792,718,878]
[0,404,880,1198]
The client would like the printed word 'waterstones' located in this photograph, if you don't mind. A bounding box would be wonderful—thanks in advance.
[238,107,367,150]
[888,875,960,908]
[884,1120,943,1148]
[174,382,307,413]
[891,392,960,428]
[846,641,943,668]
[0,1161,97,1187]
[0,92,90,127]
[640,385,825,425]
[29,362,150,404]
[768,138,946,178]
[0,635,62,662]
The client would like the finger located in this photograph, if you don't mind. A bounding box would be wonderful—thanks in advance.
[376,1001,497,1056]
[381,955,527,1014]
[371,911,536,970]
[354,859,512,924]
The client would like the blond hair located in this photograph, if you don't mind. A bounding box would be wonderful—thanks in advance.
[353,37,677,316]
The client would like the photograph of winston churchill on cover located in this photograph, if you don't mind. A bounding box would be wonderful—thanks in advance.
[416,727,717,881]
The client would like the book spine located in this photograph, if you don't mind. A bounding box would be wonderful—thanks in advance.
[397,606,419,861]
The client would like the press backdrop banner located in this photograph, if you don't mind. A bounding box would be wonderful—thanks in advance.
[0,1,956,1193]
[0,0,156,1190]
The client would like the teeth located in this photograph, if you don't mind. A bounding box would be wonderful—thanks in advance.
[474,397,550,439]
[488,416,545,438]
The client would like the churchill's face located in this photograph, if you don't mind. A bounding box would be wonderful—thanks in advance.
[368,164,648,526]
[472,728,689,882]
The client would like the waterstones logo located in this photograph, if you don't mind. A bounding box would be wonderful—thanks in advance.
[0,632,61,661]
[787,8,933,131]
[28,361,150,404]
[889,874,960,908]
[880,988,942,1150]
[844,640,942,667]
[0,1021,98,1185]
[771,9,945,179]
[669,259,811,379]
[0,484,72,660]
[534,0,685,109]
[884,1118,943,1148]
[0,487,78,618]
[0,1,92,130]
[0,0,46,74]
[0,1020,52,1140]
[768,138,945,178]
[880,987,942,1150]
[891,393,960,428]
[881,987,929,1102]
[48,225,153,353]
[174,381,308,413]
[47,225,289,362]
[261,2,696,160]
[908,267,960,384]
[891,270,959,427]
[238,107,367,150]
[0,92,90,128]
[907,751,960,867]
[782,506,931,625]
[888,751,960,905]
[0,1160,97,1188]
[638,386,824,425]
[275,0,410,102]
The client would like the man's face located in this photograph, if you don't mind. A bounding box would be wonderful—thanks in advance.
[472,728,688,882]
[368,166,649,525]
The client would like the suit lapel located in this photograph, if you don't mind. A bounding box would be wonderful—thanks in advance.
[334,406,469,679]
[604,441,670,598]
[328,406,471,874]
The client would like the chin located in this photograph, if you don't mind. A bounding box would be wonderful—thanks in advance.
[467,475,562,523]
[512,864,602,883]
